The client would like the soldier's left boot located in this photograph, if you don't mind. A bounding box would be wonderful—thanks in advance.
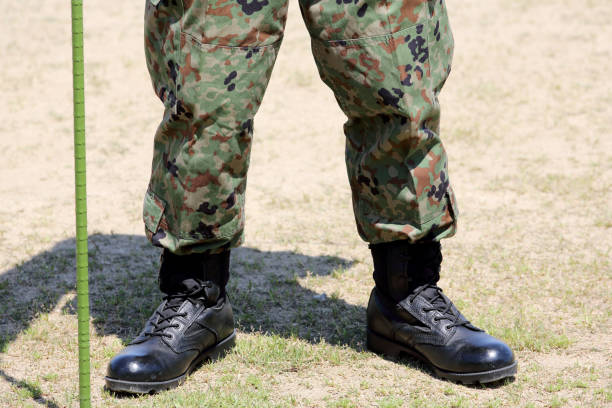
[366,240,517,384]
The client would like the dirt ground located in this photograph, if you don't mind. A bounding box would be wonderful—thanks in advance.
[0,0,610,407]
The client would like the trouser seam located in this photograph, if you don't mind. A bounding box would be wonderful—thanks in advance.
[182,31,283,51]
[308,24,421,44]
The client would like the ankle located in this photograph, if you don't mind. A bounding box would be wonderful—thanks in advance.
[369,240,441,302]
[158,249,230,296]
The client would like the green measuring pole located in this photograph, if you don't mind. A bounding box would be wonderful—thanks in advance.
[71,1,91,406]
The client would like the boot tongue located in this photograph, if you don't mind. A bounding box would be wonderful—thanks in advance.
[416,285,480,331]
[419,286,449,310]
[159,291,190,319]
[161,278,221,313]
[159,278,204,316]
[163,295,186,311]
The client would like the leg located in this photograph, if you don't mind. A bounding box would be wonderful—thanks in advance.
[105,0,289,393]
[143,0,288,254]
[301,0,516,384]
[300,0,457,244]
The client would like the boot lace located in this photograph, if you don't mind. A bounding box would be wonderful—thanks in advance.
[409,284,473,330]
[144,284,211,338]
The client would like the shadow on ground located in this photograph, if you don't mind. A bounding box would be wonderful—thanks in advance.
[0,233,365,352]
[0,369,61,408]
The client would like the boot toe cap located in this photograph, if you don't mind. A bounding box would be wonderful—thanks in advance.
[456,335,515,373]
[106,348,168,382]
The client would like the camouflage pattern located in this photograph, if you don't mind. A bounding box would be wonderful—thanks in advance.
[143,0,457,254]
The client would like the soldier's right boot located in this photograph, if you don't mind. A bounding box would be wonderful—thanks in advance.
[105,250,235,394]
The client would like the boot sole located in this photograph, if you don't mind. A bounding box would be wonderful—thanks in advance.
[104,330,236,395]
[367,329,517,385]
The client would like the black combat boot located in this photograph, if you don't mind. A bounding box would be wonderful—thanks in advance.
[366,240,517,384]
[105,249,235,394]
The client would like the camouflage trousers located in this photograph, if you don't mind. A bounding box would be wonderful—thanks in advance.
[143,0,458,254]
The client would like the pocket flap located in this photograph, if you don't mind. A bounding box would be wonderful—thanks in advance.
[143,189,166,233]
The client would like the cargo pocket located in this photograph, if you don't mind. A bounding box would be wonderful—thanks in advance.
[310,23,431,120]
[176,33,281,126]
[143,189,167,236]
